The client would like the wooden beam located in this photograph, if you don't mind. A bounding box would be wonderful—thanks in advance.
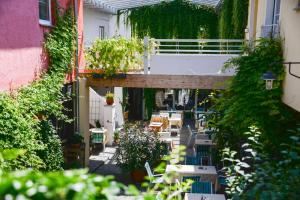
[83,74,232,89]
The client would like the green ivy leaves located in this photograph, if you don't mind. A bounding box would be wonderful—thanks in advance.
[86,37,144,77]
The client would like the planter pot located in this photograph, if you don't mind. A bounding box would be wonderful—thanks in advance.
[123,111,129,121]
[131,170,147,183]
[80,69,104,74]
[106,98,114,105]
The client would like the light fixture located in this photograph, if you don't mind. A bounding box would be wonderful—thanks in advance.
[262,62,300,90]
[262,71,277,90]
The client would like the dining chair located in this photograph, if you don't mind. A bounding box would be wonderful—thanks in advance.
[182,176,201,182]
[144,162,164,184]
[191,181,213,194]
[185,155,201,165]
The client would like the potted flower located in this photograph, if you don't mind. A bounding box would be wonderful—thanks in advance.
[115,123,168,182]
[106,92,114,105]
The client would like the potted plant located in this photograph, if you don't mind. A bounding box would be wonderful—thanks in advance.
[95,120,102,128]
[115,123,168,182]
[113,130,120,145]
[68,132,84,148]
[106,92,114,105]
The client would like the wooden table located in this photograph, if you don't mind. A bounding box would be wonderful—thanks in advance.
[195,139,216,146]
[184,193,226,200]
[169,118,182,128]
[149,122,163,133]
[166,165,218,191]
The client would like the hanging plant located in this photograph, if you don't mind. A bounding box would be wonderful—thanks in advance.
[85,37,144,77]
[119,0,218,39]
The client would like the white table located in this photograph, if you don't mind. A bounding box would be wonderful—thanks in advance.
[169,118,182,128]
[166,165,218,191]
[184,193,226,200]
[195,139,216,146]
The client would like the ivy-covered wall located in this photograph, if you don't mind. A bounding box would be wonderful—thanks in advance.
[212,38,300,157]
[219,0,249,39]
[0,8,76,171]
[121,0,218,39]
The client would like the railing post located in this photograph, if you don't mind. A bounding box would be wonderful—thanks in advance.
[144,36,149,74]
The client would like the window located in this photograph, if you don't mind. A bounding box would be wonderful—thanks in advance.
[39,0,51,26]
[99,26,105,40]
[273,0,281,25]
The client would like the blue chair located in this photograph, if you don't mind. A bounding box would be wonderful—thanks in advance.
[185,156,200,165]
[191,181,213,194]
[196,145,211,156]
[182,176,201,182]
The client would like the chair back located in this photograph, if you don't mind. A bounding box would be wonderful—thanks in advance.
[185,156,200,165]
[160,112,169,118]
[171,113,181,119]
[186,125,193,147]
[182,176,201,182]
[191,181,213,194]
[145,162,154,178]
[196,145,211,156]
[159,132,171,139]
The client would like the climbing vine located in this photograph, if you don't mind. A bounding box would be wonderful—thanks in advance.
[219,0,249,39]
[0,7,76,170]
[144,88,156,120]
[211,38,300,158]
[120,0,218,39]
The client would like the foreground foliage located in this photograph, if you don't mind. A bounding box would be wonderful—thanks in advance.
[222,126,300,199]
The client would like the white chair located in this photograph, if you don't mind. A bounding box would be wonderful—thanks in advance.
[145,162,164,184]
[171,113,182,119]
[158,131,171,139]
[160,112,169,118]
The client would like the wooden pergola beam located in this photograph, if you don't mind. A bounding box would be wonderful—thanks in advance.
[83,74,232,89]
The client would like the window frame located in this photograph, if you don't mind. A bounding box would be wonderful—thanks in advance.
[39,0,52,26]
[99,26,105,40]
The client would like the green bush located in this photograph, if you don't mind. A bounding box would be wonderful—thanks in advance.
[85,37,144,77]
[115,123,168,172]
[222,126,300,199]
[0,8,75,170]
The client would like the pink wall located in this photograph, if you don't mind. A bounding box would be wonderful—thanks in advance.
[0,0,81,91]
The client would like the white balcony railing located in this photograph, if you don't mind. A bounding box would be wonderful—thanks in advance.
[150,39,244,55]
[144,38,244,75]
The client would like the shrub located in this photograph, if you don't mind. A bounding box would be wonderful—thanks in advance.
[115,123,168,172]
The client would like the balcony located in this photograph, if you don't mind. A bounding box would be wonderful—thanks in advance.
[146,38,244,76]
[81,38,244,89]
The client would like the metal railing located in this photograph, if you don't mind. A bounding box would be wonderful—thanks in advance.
[150,39,244,55]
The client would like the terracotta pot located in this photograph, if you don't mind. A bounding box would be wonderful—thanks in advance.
[106,98,114,105]
[80,69,104,74]
[131,170,147,183]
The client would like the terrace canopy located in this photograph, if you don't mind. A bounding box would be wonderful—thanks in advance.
[84,0,220,13]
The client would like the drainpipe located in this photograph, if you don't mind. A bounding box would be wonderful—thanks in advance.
[74,0,80,133]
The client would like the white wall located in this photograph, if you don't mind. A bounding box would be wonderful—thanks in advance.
[149,54,237,76]
[109,14,131,38]
[83,7,110,47]
[84,7,131,47]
